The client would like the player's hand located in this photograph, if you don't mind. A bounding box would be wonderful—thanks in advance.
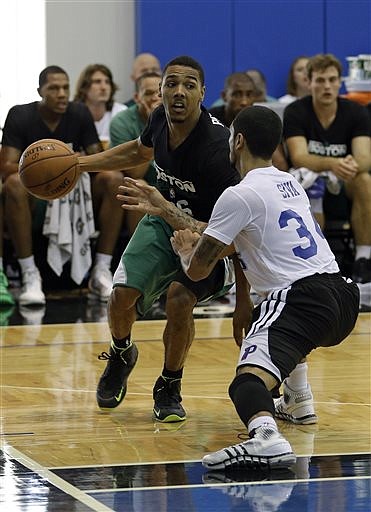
[329,155,358,181]
[170,229,200,257]
[117,177,168,216]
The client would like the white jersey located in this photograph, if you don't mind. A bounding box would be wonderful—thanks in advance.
[204,166,339,296]
[95,102,127,144]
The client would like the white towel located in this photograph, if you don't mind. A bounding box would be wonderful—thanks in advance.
[289,167,341,195]
[42,172,95,284]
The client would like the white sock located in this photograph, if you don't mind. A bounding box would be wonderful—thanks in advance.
[355,246,371,260]
[248,415,277,436]
[18,256,37,274]
[286,362,308,391]
[94,252,112,268]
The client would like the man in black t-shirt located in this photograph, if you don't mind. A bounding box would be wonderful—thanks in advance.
[283,53,371,284]
[0,66,125,305]
[79,56,248,423]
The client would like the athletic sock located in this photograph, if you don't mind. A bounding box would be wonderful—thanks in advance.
[286,362,308,391]
[18,255,37,274]
[95,252,113,268]
[162,367,183,381]
[112,334,132,350]
[248,415,278,437]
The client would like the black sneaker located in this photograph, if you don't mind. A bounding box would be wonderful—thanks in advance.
[153,376,186,422]
[352,258,371,284]
[96,342,138,409]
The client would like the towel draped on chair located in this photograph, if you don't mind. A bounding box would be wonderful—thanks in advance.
[42,173,95,284]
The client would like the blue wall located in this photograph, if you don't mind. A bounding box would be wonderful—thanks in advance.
[136,0,371,107]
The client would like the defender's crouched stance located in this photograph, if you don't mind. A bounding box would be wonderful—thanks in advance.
[172,106,359,469]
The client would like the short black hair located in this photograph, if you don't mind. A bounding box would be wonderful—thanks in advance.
[39,65,68,88]
[224,72,255,90]
[162,56,205,86]
[232,106,282,159]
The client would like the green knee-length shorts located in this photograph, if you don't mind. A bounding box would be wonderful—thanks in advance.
[113,215,234,317]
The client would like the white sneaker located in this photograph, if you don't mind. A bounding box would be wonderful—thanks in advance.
[202,427,296,470]
[88,265,112,302]
[18,268,46,306]
[275,381,318,425]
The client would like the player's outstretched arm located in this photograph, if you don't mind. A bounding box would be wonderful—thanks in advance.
[117,177,207,233]
[78,138,153,177]
[171,229,226,281]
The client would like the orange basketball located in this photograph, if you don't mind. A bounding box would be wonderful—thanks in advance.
[18,139,80,200]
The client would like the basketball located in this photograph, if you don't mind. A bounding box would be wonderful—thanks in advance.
[18,139,80,200]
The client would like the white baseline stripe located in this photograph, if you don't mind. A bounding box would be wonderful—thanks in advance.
[46,451,370,470]
[4,446,114,512]
[1,385,370,407]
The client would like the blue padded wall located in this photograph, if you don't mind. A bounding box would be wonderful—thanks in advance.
[136,0,371,106]
[135,0,234,106]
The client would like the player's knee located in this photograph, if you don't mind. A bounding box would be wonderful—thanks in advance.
[166,282,197,314]
[229,373,275,418]
[109,285,140,311]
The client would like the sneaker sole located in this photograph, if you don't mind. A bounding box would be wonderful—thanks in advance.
[152,411,187,423]
[97,386,128,409]
[18,298,46,306]
[202,451,296,471]
[275,409,318,425]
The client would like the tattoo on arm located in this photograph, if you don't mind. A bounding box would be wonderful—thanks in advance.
[163,203,206,234]
[194,236,225,267]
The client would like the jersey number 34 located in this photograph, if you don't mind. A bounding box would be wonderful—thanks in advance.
[279,208,324,260]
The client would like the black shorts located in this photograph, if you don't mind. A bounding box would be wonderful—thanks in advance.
[237,272,360,382]
[113,215,234,316]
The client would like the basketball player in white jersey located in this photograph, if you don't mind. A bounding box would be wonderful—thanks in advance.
[171,105,359,470]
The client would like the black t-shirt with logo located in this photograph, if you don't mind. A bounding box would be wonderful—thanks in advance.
[140,105,240,222]
[1,101,100,153]
[283,96,371,161]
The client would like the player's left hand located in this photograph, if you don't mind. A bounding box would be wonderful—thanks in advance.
[170,229,200,257]
[117,177,168,216]
[171,229,201,274]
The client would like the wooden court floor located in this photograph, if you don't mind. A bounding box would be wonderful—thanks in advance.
[1,303,370,511]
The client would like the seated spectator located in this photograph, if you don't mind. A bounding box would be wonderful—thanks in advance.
[0,65,123,305]
[124,53,161,107]
[210,68,276,108]
[0,180,15,306]
[246,69,277,102]
[283,53,371,284]
[109,71,162,236]
[278,56,311,104]
[208,72,257,126]
[74,64,127,149]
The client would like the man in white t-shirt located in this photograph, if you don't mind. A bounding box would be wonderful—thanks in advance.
[171,105,359,470]
[74,64,127,300]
